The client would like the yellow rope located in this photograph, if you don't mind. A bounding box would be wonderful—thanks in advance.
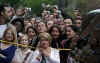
[0,40,87,62]
[0,40,72,51]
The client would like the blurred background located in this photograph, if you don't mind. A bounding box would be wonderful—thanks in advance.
[0,0,100,16]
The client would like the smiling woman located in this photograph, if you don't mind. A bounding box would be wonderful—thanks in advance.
[11,34,34,63]
[0,27,17,63]
[2,27,17,42]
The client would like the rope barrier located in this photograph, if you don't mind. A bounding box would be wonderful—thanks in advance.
[0,40,72,51]
[0,40,88,62]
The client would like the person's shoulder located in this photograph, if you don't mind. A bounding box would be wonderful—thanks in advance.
[51,48,59,53]
[11,45,17,48]
[15,48,21,52]
[33,49,40,55]
[27,49,34,54]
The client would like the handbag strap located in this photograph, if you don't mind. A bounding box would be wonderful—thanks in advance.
[22,52,31,63]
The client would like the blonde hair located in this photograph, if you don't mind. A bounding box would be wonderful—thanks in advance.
[18,34,28,43]
[39,32,52,45]
[2,27,17,43]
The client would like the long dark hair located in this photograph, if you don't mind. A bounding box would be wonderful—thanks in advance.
[49,25,62,38]
[26,26,38,36]
[11,18,24,32]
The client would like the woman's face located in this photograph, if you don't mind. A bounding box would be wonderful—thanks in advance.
[66,27,76,39]
[59,21,65,31]
[5,29,14,42]
[64,19,72,27]
[51,27,60,39]
[20,35,29,46]
[14,21,22,32]
[27,28,36,38]
[47,21,54,30]
[38,22,47,33]
[40,38,50,49]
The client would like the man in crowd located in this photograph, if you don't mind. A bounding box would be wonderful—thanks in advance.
[0,4,15,39]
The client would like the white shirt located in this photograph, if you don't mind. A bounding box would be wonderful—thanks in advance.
[30,48,60,63]
[11,48,33,63]
[0,24,7,39]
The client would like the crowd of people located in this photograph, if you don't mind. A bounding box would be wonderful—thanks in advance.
[0,4,95,63]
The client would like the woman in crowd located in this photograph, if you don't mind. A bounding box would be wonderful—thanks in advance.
[62,25,79,49]
[46,20,54,30]
[31,32,60,63]
[0,27,17,63]
[11,18,24,38]
[61,25,87,63]
[60,25,79,63]
[62,25,87,49]
[11,34,33,63]
[26,26,39,47]
[37,21,47,33]
[49,25,63,48]
[63,18,73,27]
